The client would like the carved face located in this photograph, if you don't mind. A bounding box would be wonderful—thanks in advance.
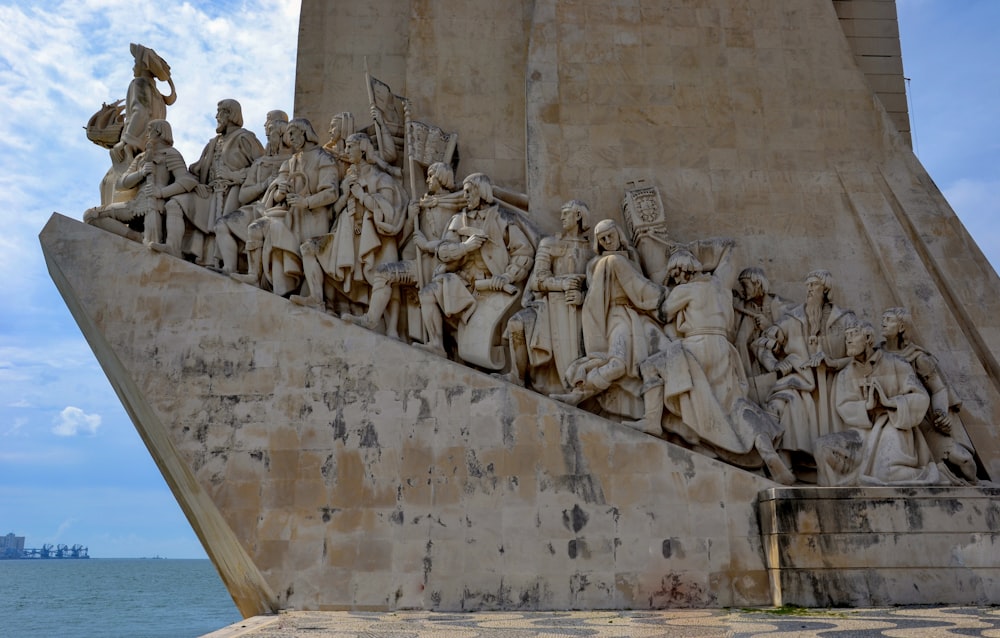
[881,313,902,340]
[286,125,306,152]
[597,227,620,252]
[844,327,869,357]
[463,181,481,209]
[216,106,231,133]
[264,119,283,146]
[328,119,342,142]
[344,139,363,164]
[741,278,762,301]
[805,279,824,302]
[560,205,581,232]
[426,171,441,193]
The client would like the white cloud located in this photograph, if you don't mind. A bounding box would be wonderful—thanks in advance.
[52,406,102,436]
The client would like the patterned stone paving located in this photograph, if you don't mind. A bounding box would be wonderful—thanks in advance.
[206,607,1000,637]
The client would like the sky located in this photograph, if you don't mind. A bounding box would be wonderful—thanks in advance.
[0,1,998,559]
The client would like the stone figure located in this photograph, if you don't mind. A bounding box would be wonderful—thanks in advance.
[322,112,357,175]
[763,270,856,474]
[151,99,264,264]
[341,162,463,337]
[290,133,407,315]
[631,247,794,484]
[84,120,196,245]
[881,307,980,483]
[416,173,535,370]
[94,43,177,208]
[733,267,793,402]
[213,110,292,275]
[233,118,338,296]
[621,180,682,285]
[506,200,595,395]
[814,322,940,487]
[552,219,669,419]
[117,44,177,158]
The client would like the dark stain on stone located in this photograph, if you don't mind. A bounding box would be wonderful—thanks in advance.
[359,422,379,448]
[390,509,404,525]
[546,542,555,555]
[320,454,336,482]
[471,387,501,404]
[987,504,1000,531]
[466,450,491,479]
[662,539,673,558]
[517,582,543,609]
[249,449,270,470]
[430,591,441,606]
[285,585,294,601]
[460,580,512,611]
[554,474,605,504]
[904,499,925,530]
[942,499,964,515]
[607,506,620,525]
[423,540,433,582]
[568,539,590,559]
[650,573,712,607]
[562,504,589,533]
[666,444,697,480]
[445,386,465,402]
[319,507,339,523]
[570,573,589,593]
[394,587,403,604]
[322,538,327,558]
[298,403,313,419]
[416,394,431,419]
[330,413,348,443]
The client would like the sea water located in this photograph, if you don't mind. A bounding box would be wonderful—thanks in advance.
[0,558,242,638]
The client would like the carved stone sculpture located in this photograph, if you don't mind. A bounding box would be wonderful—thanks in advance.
[881,307,980,483]
[763,270,856,475]
[506,200,595,394]
[632,246,794,484]
[213,110,292,275]
[84,120,196,245]
[290,132,407,316]
[233,118,338,296]
[151,99,264,264]
[621,180,682,285]
[552,219,669,418]
[341,162,463,337]
[94,43,177,209]
[814,322,940,487]
[734,267,793,402]
[416,173,535,369]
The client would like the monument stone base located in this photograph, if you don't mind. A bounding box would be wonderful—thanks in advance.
[759,486,1000,606]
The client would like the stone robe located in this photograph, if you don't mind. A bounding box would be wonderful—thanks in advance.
[258,146,339,294]
[815,349,938,486]
[767,302,855,457]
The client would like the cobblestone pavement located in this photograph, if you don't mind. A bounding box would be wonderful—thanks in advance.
[205,607,1000,637]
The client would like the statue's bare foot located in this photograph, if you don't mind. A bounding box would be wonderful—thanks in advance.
[230,272,260,286]
[550,389,587,406]
[342,313,376,330]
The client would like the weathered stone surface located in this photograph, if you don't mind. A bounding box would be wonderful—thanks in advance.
[759,486,1000,606]
[41,213,779,612]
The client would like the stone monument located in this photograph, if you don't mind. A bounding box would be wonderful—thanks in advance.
[42,0,1000,616]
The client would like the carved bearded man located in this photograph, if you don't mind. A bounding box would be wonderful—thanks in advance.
[213,109,291,275]
[764,270,856,471]
[814,322,939,487]
[152,99,264,263]
[233,118,339,296]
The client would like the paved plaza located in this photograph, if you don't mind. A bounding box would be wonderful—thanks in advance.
[206,607,1000,637]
